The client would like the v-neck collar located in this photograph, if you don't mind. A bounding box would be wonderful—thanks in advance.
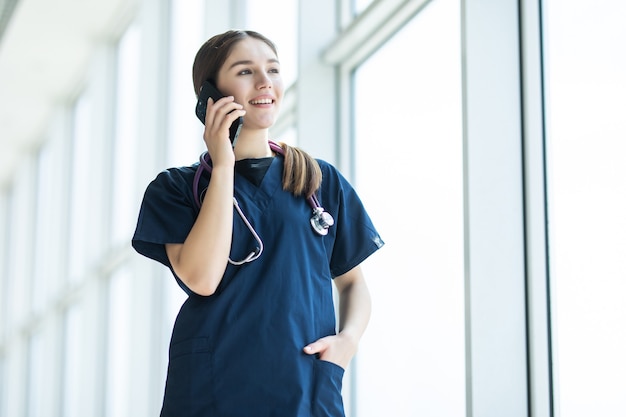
[234,156,283,211]
[235,157,274,187]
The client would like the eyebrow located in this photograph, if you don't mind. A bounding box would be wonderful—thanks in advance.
[228,58,280,70]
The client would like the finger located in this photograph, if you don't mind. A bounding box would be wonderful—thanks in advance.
[205,96,236,125]
[203,97,214,126]
[205,100,244,143]
[214,100,244,124]
[210,95,237,113]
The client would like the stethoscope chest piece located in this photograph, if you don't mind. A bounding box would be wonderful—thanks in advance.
[310,207,335,236]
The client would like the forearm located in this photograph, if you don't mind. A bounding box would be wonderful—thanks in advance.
[337,269,372,346]
[303,266,372,368]
[168,165,234,295]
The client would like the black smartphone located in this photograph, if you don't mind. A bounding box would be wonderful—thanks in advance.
[195,80,244,145]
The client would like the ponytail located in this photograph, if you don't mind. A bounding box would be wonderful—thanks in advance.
[275,142,322,199]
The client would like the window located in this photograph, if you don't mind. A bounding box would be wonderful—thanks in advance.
[0,193,8,340]
[32,119,68,312]
[26,332,45,417]
[4,159,36,328]
[244,0,298,88]
[544,1,626,415]
[352,0,465,415]
[354,0,375,15]
[67,95,93,282]
[105,267,133,417]
[166,0,205,167]
[111,25,141,246]
[61,303,84,417]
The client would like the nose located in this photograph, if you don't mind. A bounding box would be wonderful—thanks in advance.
[256,72,272,89]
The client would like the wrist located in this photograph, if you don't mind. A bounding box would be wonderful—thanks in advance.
[337,330,359,352]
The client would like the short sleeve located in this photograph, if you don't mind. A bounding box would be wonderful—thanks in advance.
[131,166,200,269]
[319,161,384,277]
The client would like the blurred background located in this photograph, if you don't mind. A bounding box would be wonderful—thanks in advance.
[0,0,624,416]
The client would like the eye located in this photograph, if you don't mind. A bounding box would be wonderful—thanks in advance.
[268,67,280,74]
[237,69,252,75]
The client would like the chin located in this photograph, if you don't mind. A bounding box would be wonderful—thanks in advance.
[253,118,277,130]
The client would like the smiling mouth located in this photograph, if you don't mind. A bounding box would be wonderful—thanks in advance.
[249,99,273,105]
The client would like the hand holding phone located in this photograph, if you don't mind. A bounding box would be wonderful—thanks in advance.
[195,80,244,146]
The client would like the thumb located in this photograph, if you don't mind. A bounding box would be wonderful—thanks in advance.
[303,338,328,355]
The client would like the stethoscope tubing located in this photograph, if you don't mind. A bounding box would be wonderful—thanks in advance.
[230,196,264,264]
[193,140,322,213]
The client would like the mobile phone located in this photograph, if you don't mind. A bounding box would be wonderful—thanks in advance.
[195,80,243,145]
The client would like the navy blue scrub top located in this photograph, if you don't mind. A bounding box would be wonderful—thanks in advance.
[132,155,384,417]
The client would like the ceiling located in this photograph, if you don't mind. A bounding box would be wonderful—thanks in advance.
[0,0,135,189]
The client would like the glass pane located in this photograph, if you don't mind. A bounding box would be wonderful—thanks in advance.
[62,303,84,417]
[167,0,205,166]
[543,1,626,415]
[244,0,298,88]
[105,267,132,417]
[0,357,4,416]
[33,128,65,312]
[354,0,375,15]
[0,194,9,340]
[353,0,465,415]
[5,160,35,327]
[26,332,44,417]
[111,25,141,245]
[275,126,297,145]
[68,95,92,282]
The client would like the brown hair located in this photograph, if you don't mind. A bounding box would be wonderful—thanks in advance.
[192,30,277,97]
[274,141,322,198]
[192,30,322,198]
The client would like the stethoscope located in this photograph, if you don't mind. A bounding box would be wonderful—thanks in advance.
[192,140,335,265]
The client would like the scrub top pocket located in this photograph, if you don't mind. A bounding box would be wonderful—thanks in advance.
[311,358,346,417]
[161,337,215,417]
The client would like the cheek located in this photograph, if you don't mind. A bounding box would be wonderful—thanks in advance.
[217,78,246,99]
[229,86,250,105]
[273,76,284,90]
[272,80,285,100]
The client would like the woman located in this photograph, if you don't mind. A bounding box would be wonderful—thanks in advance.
[132,30,383,417]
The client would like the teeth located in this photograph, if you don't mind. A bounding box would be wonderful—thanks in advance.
[250,99,272,104]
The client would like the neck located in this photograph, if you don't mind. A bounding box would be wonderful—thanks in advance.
[233,131,272,160]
